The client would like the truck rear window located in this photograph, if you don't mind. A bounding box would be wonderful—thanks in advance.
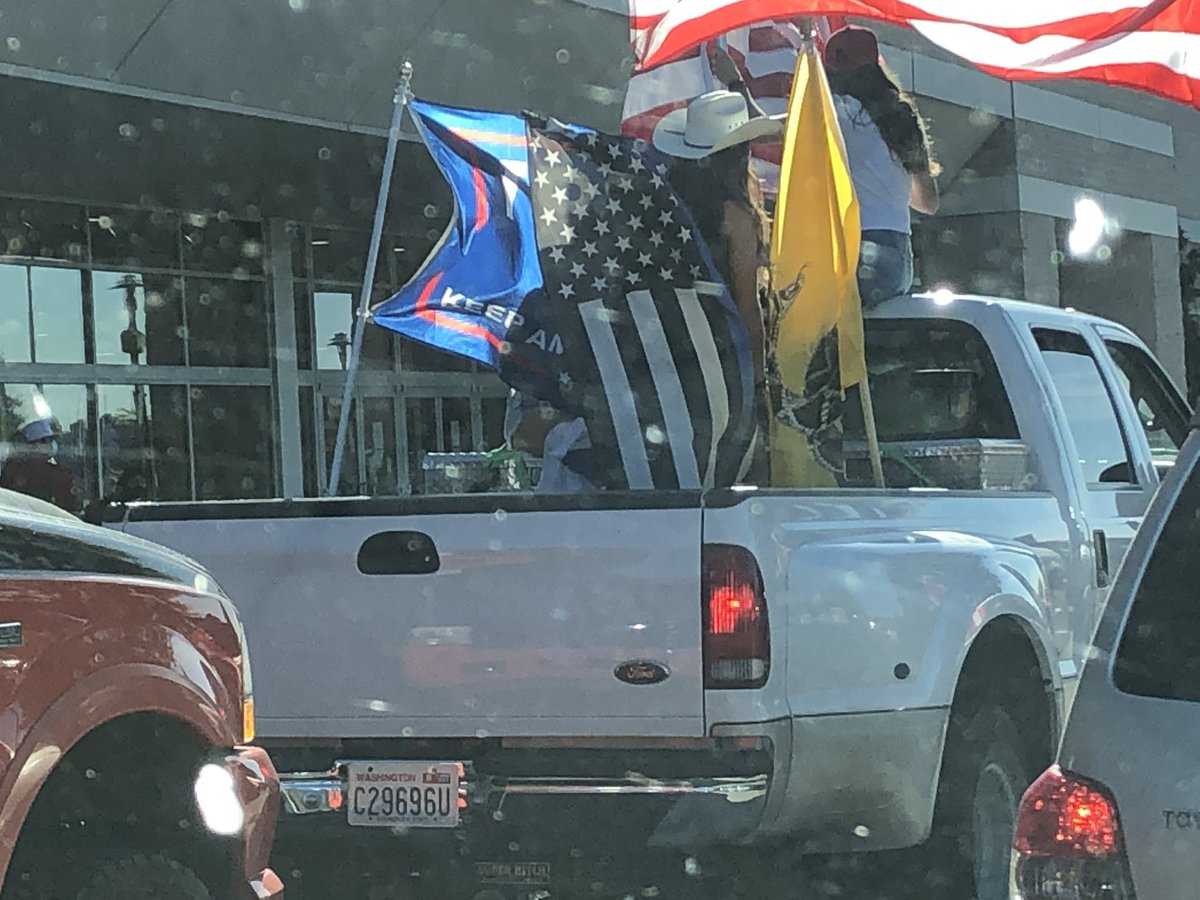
[1114,453,1200,702]
[844,319,1019,444]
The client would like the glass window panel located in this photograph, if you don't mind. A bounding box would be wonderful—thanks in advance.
[294,285,314,370]
[0,383,88,511]
[38,383,93,502]
[310,228,367,284]
[1035,329,1133,485]
[441,397,472,453]
[322,394,358,496]
[1115,458,1200,702]
[96,383,191,502]
[182,213,264,276]
[89,208,180,269]
[190,385,274,499]
[313,291,393,371]
[290,224,310,280]
[481,396,508,451]
[1105,341,1189,465]
[299,386,318,497]
[186,277,269,368]
[0,265,31,363]
[405,397,436,494]
[362,395,399,496]
[30,266,85,363]
[92,271,186,367]
[0,200,87,263]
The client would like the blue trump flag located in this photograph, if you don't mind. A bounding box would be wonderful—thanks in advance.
[372,100,756,490]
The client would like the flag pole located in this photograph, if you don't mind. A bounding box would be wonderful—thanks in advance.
[858,377,885,487]
[326,62,414,497]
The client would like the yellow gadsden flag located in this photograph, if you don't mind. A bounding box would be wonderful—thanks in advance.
[767,43,868,488]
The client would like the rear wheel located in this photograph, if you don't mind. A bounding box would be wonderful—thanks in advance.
[935,705,1032,900]
[75,853,213,900]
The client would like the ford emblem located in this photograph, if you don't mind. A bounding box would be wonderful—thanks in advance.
[614,660,670,685]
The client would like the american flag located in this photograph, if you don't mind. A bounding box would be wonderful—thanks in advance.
[621,17,845,194]
[631,1,1200,111]
[519,115,757,491]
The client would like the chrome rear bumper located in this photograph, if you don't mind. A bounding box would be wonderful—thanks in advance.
[280,767,768,816]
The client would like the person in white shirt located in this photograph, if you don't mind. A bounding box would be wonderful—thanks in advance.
[823,25,941,306]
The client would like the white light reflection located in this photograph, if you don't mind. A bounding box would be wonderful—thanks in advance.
[194,764,245,835]
[1067,197,1111,258]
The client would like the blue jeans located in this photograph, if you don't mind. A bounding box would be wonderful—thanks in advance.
[858,229,914,308]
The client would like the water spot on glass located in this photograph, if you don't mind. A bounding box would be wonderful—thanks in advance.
[499,341,512,355]
[423,203,440,219]
[242,239,263,259]
[118,122,138,140]
[96,215,113,231]
[555,48,571,64]
[289,0,308,9]
[6,36,20,52]
[645,424,666,445]
[475,728,489,738]
[488,538,503,551]
[1096,245,1113,261]
[1050,250,1066,265]
[750,501,764,516]
[90,16,108,33]
[684,857,701,877]
[551,607,568,622]
[217,209,232,223]
[640,887,661,898]
[494,508,508,522]
[853,824,871,838]
[508,841,520,852]
[401,726,414,737]
[317,146,332,161]
[230,90,246,105]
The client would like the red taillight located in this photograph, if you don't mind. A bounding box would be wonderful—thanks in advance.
[1014,766,1136,899]
[702,544,768,689]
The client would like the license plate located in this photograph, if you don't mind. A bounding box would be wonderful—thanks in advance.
[345,760,460,827]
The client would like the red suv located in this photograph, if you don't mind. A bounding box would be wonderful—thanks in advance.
[0,489,282,899]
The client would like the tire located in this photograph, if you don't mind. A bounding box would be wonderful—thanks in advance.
[933,705,1032,900]
[75,853,213,900]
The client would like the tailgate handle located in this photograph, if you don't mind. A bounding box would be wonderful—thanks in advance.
[357,531,440,575]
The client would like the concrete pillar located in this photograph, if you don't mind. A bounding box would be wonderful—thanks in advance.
[267,218,305,498]
[1018,213,1061,307]
[1150,234,1186,389]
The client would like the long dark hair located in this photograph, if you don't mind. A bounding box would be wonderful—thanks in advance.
[670,143,769,278]
[828,63,941,177]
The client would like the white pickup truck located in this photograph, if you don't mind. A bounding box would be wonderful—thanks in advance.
[98,294,1190,899]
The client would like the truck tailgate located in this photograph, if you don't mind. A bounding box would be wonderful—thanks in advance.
[117,504,705,738]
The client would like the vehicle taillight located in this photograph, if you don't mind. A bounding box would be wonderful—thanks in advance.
[1013,766,1136,899]
[702,544,768,689]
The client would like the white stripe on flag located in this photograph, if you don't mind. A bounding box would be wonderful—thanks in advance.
[627,290,702,489]
[899,0,1157,29]
[580,299,654,489]
[678,284,729,489]
[623,56,713,120]
[740,46,804,79]
[913,23,1200,77]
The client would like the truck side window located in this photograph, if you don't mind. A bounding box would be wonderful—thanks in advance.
[1034,329,1135,486]
[1113,456,1200,702]
[1105,340,1189,467]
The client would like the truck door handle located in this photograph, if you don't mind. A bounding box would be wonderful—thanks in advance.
[357,531,440,575]
[1093,529,1110,588]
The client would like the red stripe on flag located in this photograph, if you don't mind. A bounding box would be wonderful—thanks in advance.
[415,271,504,351]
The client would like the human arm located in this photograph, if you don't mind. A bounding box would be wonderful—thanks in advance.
[723,202,767,384]
[712,45,769,119]
[910,172,940,215]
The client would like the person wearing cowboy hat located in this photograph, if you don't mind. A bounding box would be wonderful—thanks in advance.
[823,25,941,306]
[653,90,783,383]
[653,90,784,484]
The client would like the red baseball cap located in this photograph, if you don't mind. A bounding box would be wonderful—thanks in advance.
[822,25,881,72]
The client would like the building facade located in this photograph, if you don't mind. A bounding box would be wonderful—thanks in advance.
[0,0,1196,506]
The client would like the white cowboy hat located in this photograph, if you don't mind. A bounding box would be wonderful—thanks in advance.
[652,90,784,160]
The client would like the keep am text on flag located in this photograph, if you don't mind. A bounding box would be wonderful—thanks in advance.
[371,100,757,491]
